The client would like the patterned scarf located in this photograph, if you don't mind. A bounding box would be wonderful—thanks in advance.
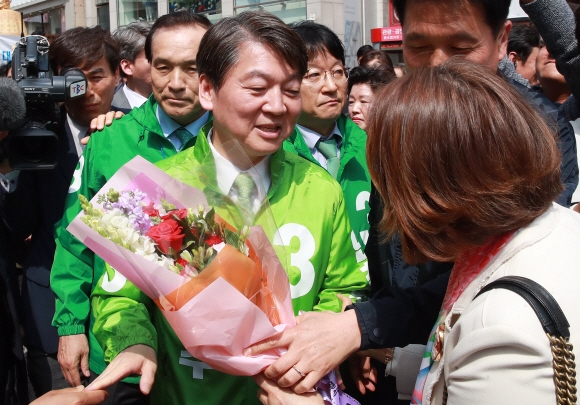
[411,232,515,404]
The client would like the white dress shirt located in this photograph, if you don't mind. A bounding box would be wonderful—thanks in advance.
[123,84,149,109]
[296,123,342,170]
[156,107,210,150]
[207,131,271,213]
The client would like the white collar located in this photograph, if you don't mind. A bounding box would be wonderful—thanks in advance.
[207,131,271,199]
[66,114,89,157]
[156,106,210,139]
[297,122,342,150]
[122,84,149,109]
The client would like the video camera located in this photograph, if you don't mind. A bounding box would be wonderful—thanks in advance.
[2,35,87,170]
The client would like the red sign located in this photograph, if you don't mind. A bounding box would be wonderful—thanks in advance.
[370,27,403,43]
[389,1,401,26]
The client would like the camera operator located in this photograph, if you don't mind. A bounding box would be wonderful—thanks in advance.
[0,27,120,399]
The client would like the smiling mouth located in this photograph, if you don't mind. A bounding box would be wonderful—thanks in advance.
[256,125,282,135]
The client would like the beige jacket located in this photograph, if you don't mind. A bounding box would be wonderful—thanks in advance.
[423,203,580,405]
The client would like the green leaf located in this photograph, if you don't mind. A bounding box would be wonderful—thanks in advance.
[224,228,240,247]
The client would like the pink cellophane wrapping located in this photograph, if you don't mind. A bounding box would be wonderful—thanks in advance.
[68,156,295,375]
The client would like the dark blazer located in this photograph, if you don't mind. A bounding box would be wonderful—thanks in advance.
[111,86,132,115]
[1,106,79,354]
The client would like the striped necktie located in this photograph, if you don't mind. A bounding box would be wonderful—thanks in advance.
[316,137,340,179]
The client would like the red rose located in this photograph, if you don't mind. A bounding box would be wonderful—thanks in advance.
[176,257,189,267]
[146,219,184,254]
[161,208,188,221]
[205,234,224,246]
[142,202,159,218]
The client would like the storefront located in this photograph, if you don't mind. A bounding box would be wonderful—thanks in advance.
[23,7,65,34]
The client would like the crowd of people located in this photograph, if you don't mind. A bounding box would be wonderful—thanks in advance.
[0,0,579,405]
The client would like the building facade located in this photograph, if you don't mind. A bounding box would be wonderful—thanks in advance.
[10,0,392,68]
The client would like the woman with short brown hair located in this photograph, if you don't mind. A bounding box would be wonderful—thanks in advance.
[254,58,580,405]
[367,58,579,405]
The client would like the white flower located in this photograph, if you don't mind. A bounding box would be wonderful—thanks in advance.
[212,242,226,253]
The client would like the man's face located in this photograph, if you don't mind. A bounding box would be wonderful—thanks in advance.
[536,46,567,86]
[402,0,510,71]
[64,56,119,126]
[298,52,348,133]
[121,49,152,97]
[510,47,539,84]
[150,25,207,126]
[199,42,302,167]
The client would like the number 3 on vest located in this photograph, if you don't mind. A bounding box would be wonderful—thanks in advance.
[274,223,316,299]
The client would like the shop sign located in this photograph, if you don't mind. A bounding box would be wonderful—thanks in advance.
[370,27,402,42]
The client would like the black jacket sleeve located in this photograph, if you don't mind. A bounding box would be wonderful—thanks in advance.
[351,270,449,350]
[509,79,579,207]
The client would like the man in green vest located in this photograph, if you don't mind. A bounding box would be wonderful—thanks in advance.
[285,21,371,281]
[85,11,369,405]
[50,12,212,405]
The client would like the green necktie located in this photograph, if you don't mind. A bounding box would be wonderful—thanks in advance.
[232,172,257,216]
[316,137,340,179]
[171,127,194,150]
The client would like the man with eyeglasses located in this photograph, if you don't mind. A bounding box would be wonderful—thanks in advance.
[285,21,372,266]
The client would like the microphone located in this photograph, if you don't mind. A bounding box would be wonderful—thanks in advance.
[0,77,26,131]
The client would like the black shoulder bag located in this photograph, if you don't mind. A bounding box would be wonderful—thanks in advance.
[474,276,577,405]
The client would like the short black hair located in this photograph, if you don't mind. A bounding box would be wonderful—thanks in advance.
[289,20,345,65]
[392,0,510,36]
[348,65,397,94]
[49,26,120,75]
[144,11,212,63]
[357,45,373,59]
[507,25,541,63]
[198,11,308,90]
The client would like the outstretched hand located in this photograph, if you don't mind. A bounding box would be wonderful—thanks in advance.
[31,386,108,405]
[244,310,362,394]
[86,344,157,395]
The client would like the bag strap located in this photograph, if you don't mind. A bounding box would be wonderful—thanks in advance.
[475,276,577,405]
[476,276,570,337]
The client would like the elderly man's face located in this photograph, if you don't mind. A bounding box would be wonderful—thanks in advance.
[150,25,207,126]
[402,0,510,71]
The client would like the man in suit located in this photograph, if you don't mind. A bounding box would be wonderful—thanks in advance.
[0,26,120,399]
[112,22,153,114]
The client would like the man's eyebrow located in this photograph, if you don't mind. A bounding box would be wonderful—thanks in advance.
[152,57,197,65]
[243,70,302,81]
[87,67,106,75]
[405,31,480,43]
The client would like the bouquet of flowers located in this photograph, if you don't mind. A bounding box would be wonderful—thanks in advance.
[68,155,294,375]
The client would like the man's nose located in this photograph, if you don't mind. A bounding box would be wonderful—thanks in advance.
[264,88,285,115]
[429,49,450,67]
[168,69,186,91]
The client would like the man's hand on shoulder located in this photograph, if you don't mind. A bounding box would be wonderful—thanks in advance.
[83,111,125,144]
[58,334,90,386]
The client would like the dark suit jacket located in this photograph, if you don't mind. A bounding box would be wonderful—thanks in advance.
[111,86,132,115]
[1,106,79,354]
